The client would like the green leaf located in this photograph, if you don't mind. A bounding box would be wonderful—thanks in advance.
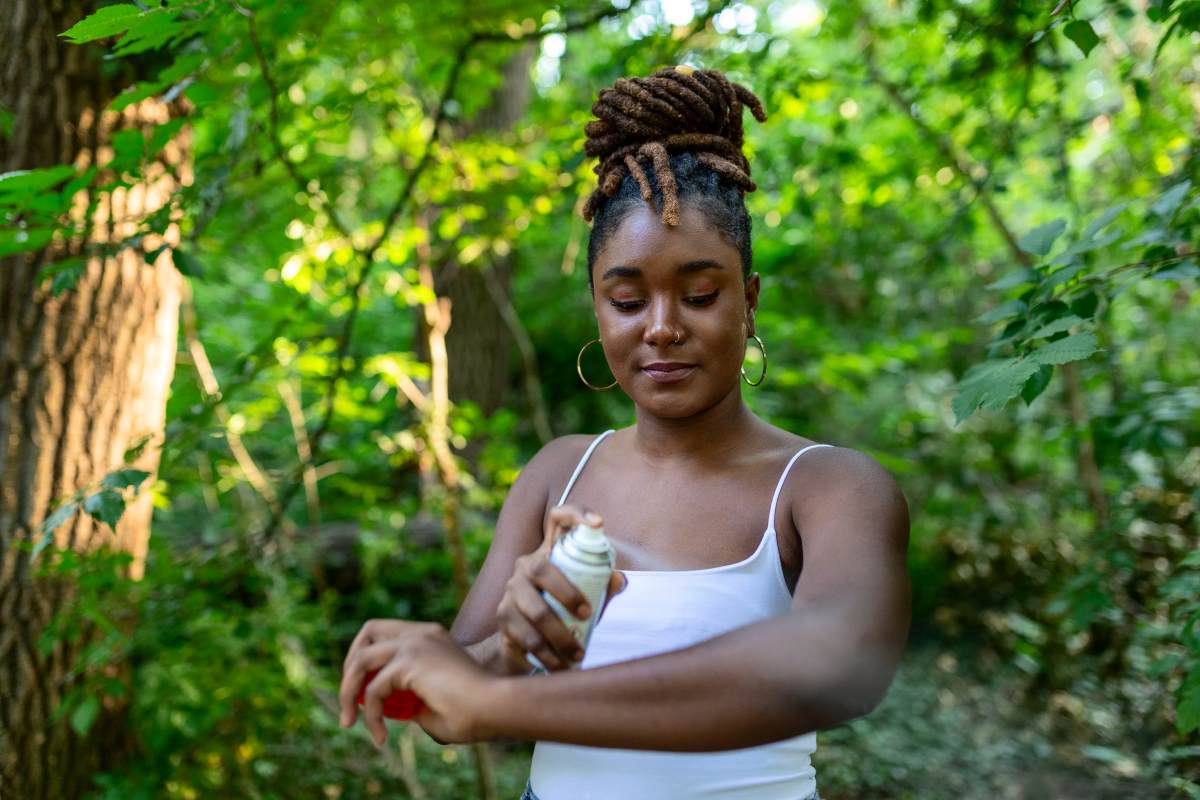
[59,166,97,203]
[0,227,55,257]
[183,82,219,108]
[70,696,100,736]
[101,469,151,491]
[1019,218,1067,256]
[145,244,170,265]
[123,434,153,463]
[50,261,86,296]
[1064,19,1101,57]
[111,129,144,169]
[159,53,207,84]
[83,490,126,529]
[110,80,166,112]
[1042,262,1088,292]
[1154,261,1200,281]
[60,5,145,43]
[39,500,79,537]
[146,119,185,160]
[0,104,12,137]
[1080,202,1128,241]
[976,299,1027,325]
[987,268,1040,290]
[1179,682,1200,734]
[953,358,1043,423]
[1027,314,1084,339]
[1070,291,1100,319]
[112,12,183,56]
[1152,181,1192,219]
[0,165,77,196]
[1021,364,1054,405]
[173,249,205,278]
[1029,332,1099,366]
[1182,549,1200,568]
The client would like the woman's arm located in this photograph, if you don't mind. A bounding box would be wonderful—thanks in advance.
[448,435,595,672]
[477,448,911,751]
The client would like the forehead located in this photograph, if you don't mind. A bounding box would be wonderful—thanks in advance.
[595,202,742,276]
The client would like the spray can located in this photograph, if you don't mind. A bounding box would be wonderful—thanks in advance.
[529,522,614,672]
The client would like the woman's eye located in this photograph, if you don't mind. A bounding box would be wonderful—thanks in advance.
[609,299,644,312]
[685,292,719,307]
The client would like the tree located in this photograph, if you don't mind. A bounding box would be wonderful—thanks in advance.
[0,3,184,796]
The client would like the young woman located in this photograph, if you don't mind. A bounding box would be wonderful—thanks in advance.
[339,66,911,800]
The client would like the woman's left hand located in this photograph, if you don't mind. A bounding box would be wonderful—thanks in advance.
[338,620,499,746]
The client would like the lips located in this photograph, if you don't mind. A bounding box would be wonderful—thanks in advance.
[642,362,697,384]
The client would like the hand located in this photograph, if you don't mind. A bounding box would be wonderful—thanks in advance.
[495,504,627,674]
[339,620,495,746]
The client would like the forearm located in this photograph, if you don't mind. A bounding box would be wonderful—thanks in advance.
[484,610,893,752]
[457,631,532,677]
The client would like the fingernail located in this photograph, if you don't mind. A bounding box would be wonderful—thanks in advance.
[577,603,591,618]
[573,648,585,661]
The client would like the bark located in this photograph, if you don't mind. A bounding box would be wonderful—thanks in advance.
[418,44,537,422]
[0,2,183,796]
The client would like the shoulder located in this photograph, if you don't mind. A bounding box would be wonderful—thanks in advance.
[787,444,909,550]
[516,431,613,509]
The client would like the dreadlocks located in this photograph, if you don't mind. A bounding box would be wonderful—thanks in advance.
[582,66,768,287]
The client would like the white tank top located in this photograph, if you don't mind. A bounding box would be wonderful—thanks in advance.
[529,429,831,800]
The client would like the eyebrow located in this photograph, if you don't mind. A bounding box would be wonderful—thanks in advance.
[600,259,725,282]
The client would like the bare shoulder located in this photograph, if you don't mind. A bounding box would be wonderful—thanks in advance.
[788,444,910,549]
[516,432,610,512]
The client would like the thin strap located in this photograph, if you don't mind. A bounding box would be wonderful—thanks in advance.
[557,429,616,506]
[768,443,833,531]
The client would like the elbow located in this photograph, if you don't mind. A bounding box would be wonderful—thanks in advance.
[831,659,898,724]
[794,659,895,729]
[837,684,886,724]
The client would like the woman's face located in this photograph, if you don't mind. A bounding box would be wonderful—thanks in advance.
[590,201,760,419]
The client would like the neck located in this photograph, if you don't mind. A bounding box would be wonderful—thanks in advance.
[631,385,758,464]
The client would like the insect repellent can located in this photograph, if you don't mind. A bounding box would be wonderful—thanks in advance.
[529,522,614,672]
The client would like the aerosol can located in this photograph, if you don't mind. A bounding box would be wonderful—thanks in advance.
[530,522,614,672]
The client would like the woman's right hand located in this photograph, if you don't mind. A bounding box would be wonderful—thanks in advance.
[495,504,625,674]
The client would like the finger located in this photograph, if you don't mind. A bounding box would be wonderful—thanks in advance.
[339,640,400,728]
[502,614,565,671]
[599,570,627,619]
[513,580,582,664]
[343,619,405,672]
[343,620,376,673]
[543,505,604,550]
[529,559,591,620]
[362,659,405,747]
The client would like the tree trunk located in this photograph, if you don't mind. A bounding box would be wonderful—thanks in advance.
[0,2,183,797]
[419,44,537,421]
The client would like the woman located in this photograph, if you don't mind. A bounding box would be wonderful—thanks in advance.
[338,66,910,800]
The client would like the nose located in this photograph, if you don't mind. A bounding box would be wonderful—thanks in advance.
[643,296,683,348]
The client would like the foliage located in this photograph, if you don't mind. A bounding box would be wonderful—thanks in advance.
[8,0,1198,796]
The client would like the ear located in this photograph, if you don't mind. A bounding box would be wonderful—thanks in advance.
[744,272,761,337]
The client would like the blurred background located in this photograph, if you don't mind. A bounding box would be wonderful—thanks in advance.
[1,0,1197,797]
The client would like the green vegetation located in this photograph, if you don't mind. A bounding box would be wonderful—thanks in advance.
[5,0,1198,796]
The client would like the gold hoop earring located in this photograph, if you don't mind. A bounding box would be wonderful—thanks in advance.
[577,338,617,391]
[741,334,767,387]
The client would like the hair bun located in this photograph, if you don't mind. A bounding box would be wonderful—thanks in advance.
[582,67,767,225]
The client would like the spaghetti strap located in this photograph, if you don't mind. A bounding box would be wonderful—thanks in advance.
[768,443,833,531]
[557,429,616,506]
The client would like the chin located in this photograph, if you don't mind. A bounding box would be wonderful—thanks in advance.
[640,397,704,419]
[628,379,725,419]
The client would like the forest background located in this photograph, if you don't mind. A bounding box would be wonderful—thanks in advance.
[1,0,1198,798]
